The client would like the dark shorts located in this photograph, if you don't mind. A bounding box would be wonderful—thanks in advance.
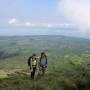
[39,65,47,70]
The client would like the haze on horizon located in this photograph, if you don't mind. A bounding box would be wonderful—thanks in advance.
[0,0,90,39]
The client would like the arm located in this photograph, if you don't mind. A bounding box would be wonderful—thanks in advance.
[46,56,48,65]
[36,56,40,59]
[36,59,38,70]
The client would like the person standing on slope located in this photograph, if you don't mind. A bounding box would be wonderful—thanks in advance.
[28,54,38,80]
[39,52,48,76]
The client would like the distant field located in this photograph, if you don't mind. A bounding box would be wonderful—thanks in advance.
[0,35,90,90]
[0,36,90,70]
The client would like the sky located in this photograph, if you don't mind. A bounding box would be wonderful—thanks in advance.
[0,0,90,38]
[0,0,64,24]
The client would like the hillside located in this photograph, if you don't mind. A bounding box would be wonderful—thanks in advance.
[0,35,90,90]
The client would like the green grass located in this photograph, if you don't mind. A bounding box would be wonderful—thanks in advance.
[0,35,90,90]
[0,71,90,90]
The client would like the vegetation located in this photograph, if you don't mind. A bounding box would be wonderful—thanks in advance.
[0,35,90,90]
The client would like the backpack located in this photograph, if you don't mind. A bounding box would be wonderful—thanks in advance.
[28,56,32,66]
[28,56,37,67]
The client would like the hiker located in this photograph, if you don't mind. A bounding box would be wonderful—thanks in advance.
[28,54,37,80]
[39,52,48,76]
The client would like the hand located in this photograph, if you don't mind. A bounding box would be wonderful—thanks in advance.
[36,56,40,59]
[30,67,33,72]
[44,65,47,68]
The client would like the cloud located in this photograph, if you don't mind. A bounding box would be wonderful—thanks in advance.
[8,18,17,24]
[24,23,53,28]
[8,18,75,28]
[25,22,31,26]
[24,22,36,27]
[58,0,90,33]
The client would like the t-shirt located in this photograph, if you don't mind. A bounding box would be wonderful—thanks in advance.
[39,57,47,65]
[32,58,37,66]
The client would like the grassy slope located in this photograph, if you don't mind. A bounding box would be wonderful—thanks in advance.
[0,35,90,90]
[0,69,90,90]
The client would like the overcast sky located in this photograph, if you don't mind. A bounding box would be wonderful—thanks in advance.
[0,0,90,38]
